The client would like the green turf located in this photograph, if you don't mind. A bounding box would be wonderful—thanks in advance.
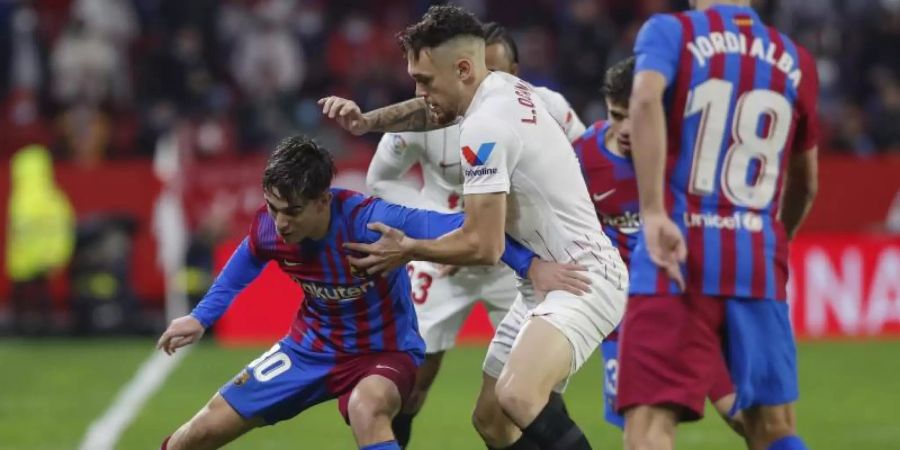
[3,340,899,449]
[0,339,157,450]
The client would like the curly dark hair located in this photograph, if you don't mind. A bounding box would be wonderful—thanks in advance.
[601,56,636,106]
[482,22,519,64]
[262,135,335,203]
[397,5,484,60]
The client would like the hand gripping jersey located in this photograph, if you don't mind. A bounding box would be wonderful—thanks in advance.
[190,188,539,363]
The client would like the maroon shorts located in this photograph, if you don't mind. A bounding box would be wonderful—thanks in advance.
[330,351,417,424]
[616,293,730,421]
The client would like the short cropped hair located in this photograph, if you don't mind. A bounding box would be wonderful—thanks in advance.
[262,135,335,203]
[482,22,519,64]
[601,56,636,106]
[397,5,484,60]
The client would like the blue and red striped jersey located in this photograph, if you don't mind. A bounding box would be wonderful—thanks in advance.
[248,189,426,361]
[572,120,640,267]
[629,4,819,301]
[190,188,539,363]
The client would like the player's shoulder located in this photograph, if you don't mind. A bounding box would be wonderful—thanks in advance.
[573,121,612,167]
[248,205,277,258]
[330,188,372,213]
[574,120,607,147]
[642,10,689,32]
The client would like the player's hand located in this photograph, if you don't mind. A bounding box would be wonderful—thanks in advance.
[157,315,205,355]
[642,212,687,290]
[527,258,591,296]
[344,223,414,275]
[317,96,372,136]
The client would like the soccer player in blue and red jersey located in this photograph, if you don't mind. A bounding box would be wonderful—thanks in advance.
[155,135,583,450]
[619,1,819,450]
[576,56,743,436]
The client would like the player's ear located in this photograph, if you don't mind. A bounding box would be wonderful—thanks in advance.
[456,59,472,80]
[318,191,333,210]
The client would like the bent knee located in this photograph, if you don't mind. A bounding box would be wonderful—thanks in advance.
[348,383,401,424]
[494,381,545,420]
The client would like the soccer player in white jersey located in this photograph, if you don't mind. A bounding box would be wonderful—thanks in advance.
[319,6,626,449]
[367,21,586,448]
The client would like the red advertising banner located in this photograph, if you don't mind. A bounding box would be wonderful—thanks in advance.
[788,234,900,338]
[214,233,900,345]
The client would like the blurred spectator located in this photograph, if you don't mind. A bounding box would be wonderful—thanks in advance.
[829,101,877,155]
[6,145,75,335]
[869,70,900,149]
[50,19,129,108]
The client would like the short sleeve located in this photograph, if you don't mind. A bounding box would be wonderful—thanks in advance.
[792,46,819,153]
[459,116,519,195]
[634,14,683,86]
[534,87,587,142]
[373,132,425,173]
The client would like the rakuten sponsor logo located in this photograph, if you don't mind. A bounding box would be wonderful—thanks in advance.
[295,279,376,302]
[601,211,641,234]
[682,211,763,232]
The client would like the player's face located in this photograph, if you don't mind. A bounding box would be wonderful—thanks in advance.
[606,99,632,155]
[263,188,330,243]
[407,49,462,121]
[484,43,518,75]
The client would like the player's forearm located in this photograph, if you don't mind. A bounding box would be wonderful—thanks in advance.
[780,172,817,240]
[404,227,504,266]
[190,239,263,328]
[364,98,452,133]
[630,96,668,215]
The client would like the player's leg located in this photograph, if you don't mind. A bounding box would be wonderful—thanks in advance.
[164,340,328,449]
[392,350,445,447]
[336,351,418,449]
[495,316,593,449]
[725,298,806,450]
[618,293,726,450]
[393,261,474,447]
[474,294,542,449]
[163,393,262,450]
[708,353,745,437]
[347,374,404,448]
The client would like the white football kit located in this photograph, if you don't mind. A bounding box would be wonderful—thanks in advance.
[458,72,627,384]
[368,82,585,354]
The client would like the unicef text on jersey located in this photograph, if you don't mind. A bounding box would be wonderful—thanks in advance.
[682,211,764,232]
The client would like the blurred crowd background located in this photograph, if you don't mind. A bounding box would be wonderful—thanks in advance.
[1,0,898,337]
[1,0,899,164]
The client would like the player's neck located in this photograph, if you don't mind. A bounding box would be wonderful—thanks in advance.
[308,203,332,241]
[694,0,749,10]
[458,69,490,116]
[605,131,628,159]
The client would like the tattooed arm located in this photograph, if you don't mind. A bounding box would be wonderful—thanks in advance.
[318,96,456,135]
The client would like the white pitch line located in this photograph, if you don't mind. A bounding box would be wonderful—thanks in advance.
[79,347,191,450]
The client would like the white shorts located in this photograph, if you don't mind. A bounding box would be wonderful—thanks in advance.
[407,260,518,354]
[483,262,628,391]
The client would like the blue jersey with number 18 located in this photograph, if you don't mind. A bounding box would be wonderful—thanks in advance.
[629,4,819,301]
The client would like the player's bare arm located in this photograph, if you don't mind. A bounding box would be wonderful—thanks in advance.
[630,70,686,289]
[780,146,819,239]
[318,96,454,135]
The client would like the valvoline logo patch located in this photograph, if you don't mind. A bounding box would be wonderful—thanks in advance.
[462,142,496,166]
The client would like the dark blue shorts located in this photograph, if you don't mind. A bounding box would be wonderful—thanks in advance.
[219,338,417,425]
